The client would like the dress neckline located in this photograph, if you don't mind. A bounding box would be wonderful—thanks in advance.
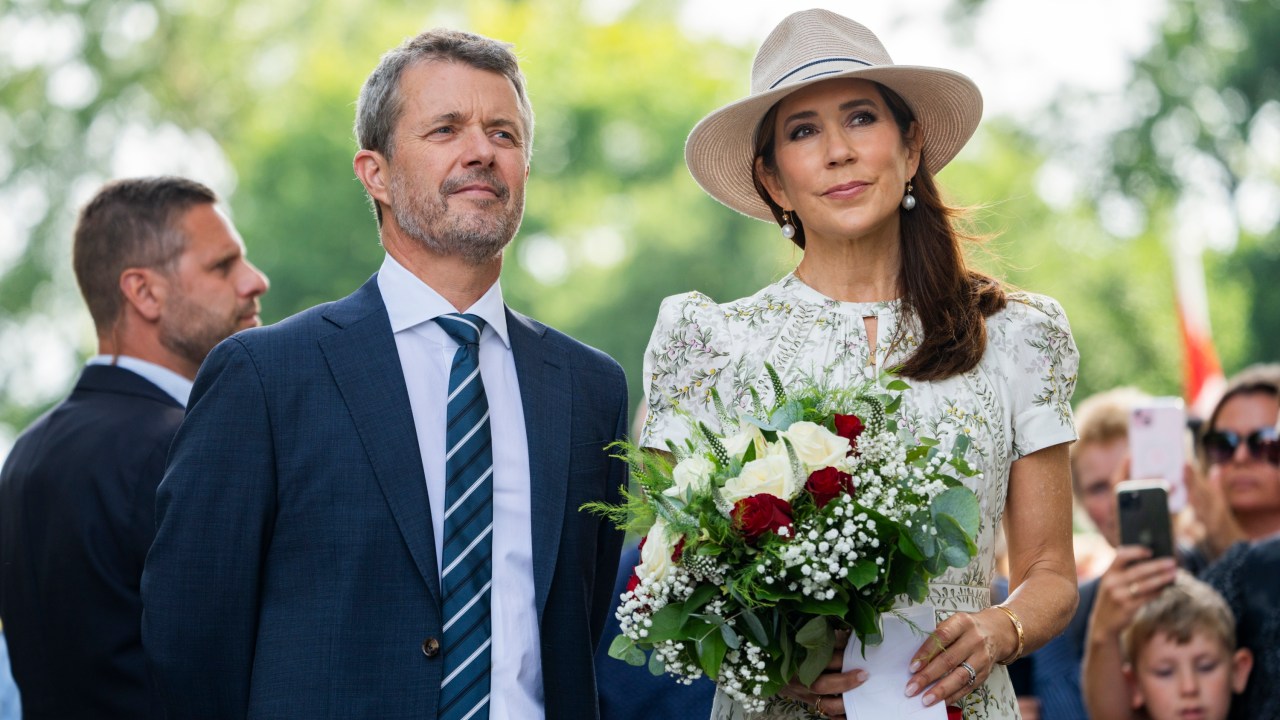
[780,272,902,317]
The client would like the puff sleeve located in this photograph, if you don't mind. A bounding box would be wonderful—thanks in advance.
[639,292,732,450]
[1002,293,1080,459]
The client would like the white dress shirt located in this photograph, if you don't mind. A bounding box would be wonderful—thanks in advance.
[377,254,543,719]
[86,354,194,408]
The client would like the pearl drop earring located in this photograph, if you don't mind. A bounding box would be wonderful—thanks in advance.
[781,210,796,239]
[901,181,916,211]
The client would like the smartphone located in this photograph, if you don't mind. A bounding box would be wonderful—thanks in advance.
[1129,399,1187,513]
[1116,479,1174,558]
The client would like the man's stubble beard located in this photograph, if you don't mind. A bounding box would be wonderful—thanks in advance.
[159,291,252,369]
[390,168,525,266]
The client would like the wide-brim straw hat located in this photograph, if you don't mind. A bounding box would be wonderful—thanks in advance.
[685,8,983,222]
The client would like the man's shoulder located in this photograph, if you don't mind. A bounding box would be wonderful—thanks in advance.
[226,278,384,354]
[2,375,182,481]
[508,308,623,381]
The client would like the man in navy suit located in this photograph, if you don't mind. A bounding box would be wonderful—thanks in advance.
[0,176,269,719]
[142,28,629,719]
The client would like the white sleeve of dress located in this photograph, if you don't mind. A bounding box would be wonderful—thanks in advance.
[639,291,730,451]
[1005,293,1080,460]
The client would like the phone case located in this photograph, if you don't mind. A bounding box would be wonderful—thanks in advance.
[1129,399,1187,513]
[1116,479,1174,558]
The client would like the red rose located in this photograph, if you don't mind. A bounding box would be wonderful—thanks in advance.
[834,413,865,454]
[672,536,686,563]
[625,535,648,593]
[732,494,793,542]
[806,466,854,508]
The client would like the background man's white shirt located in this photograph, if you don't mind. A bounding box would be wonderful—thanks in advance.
[86,355,193,408]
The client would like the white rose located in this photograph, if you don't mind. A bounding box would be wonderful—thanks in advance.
[721,454,797,504]
[722,423,765,460]
[636,518,676,583]
[665,455,715,497]
[779,421,850,469]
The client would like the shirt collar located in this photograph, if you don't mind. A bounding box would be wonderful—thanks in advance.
[376,253,510,348]
[86,354,194,407]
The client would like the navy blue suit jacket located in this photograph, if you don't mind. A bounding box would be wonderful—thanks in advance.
[142,276,628,719]
[1,365,181,719]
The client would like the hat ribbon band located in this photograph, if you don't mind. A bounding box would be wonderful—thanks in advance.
[768,57,873,90]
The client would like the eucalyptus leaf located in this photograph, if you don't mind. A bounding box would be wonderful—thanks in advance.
[847,559,879,589]
[648,650,666,676]
[905,571,930,603]
[739,413,781,432]
[720,622,741,650]
[796,616,830,648]
[931,487,980,538]
[797,631,835,686]
[770,401,804,430]
[684,583,720,615]
[739,608,769,647]
[645,603,686,643]
[696,631,729,679]
[848,598,879,640]
[608,635,644,666]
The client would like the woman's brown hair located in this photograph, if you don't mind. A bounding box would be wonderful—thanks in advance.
[751,82,1006,382]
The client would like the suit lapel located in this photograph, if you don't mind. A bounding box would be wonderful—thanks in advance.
[319,277,441,605]
[508,308,571,619]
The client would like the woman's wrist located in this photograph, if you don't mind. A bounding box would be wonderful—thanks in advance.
[988,604,1025,664]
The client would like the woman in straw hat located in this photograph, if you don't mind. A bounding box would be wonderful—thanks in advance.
[638,9,1079,720]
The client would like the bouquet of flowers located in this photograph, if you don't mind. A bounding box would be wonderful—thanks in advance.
[589,366,982,712]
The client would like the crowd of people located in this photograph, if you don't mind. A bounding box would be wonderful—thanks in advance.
[0,7,1275,720]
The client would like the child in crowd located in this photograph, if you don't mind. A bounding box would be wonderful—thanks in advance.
[1122,572,1252,720]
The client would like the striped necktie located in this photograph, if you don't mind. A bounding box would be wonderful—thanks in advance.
[434,313,493,720]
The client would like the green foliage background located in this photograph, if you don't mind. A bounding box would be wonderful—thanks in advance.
[1,0,1277,457]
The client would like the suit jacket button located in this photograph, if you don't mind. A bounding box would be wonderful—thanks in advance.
[422,637,440,658]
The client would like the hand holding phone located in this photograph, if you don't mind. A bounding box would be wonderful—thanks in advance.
[1116,479,1174,558]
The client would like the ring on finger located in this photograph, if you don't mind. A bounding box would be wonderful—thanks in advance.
[959,661,977,687]
[813,695,827,717]
[1129,581,1139,598]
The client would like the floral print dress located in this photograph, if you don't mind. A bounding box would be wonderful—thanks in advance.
[639,273,1079,720]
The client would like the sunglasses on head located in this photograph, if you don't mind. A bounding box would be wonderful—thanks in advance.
[1202,427,1280,466]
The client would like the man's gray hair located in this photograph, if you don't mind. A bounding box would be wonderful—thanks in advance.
[355,28,535,162]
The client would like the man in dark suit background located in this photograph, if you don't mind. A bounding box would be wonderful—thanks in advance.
[0,176,269,719]
[142,28,629,719]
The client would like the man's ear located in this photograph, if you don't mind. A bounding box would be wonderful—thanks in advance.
[1231,648,1254,693]
[754,156,791,212]
[354,149,392,210]
[119,267,167,322]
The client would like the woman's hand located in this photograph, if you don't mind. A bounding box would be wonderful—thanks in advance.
[1081,546,1175,720]
[1090,545,1177,639]
[903,608,1015,708]
[777,630,868,718]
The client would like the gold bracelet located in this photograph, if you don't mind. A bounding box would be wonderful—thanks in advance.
[991,604,1025,665]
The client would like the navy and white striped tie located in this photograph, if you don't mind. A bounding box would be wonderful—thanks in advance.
[434,313,493,720]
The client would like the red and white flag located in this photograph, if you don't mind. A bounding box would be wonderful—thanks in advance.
[1172,241,1226,419]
